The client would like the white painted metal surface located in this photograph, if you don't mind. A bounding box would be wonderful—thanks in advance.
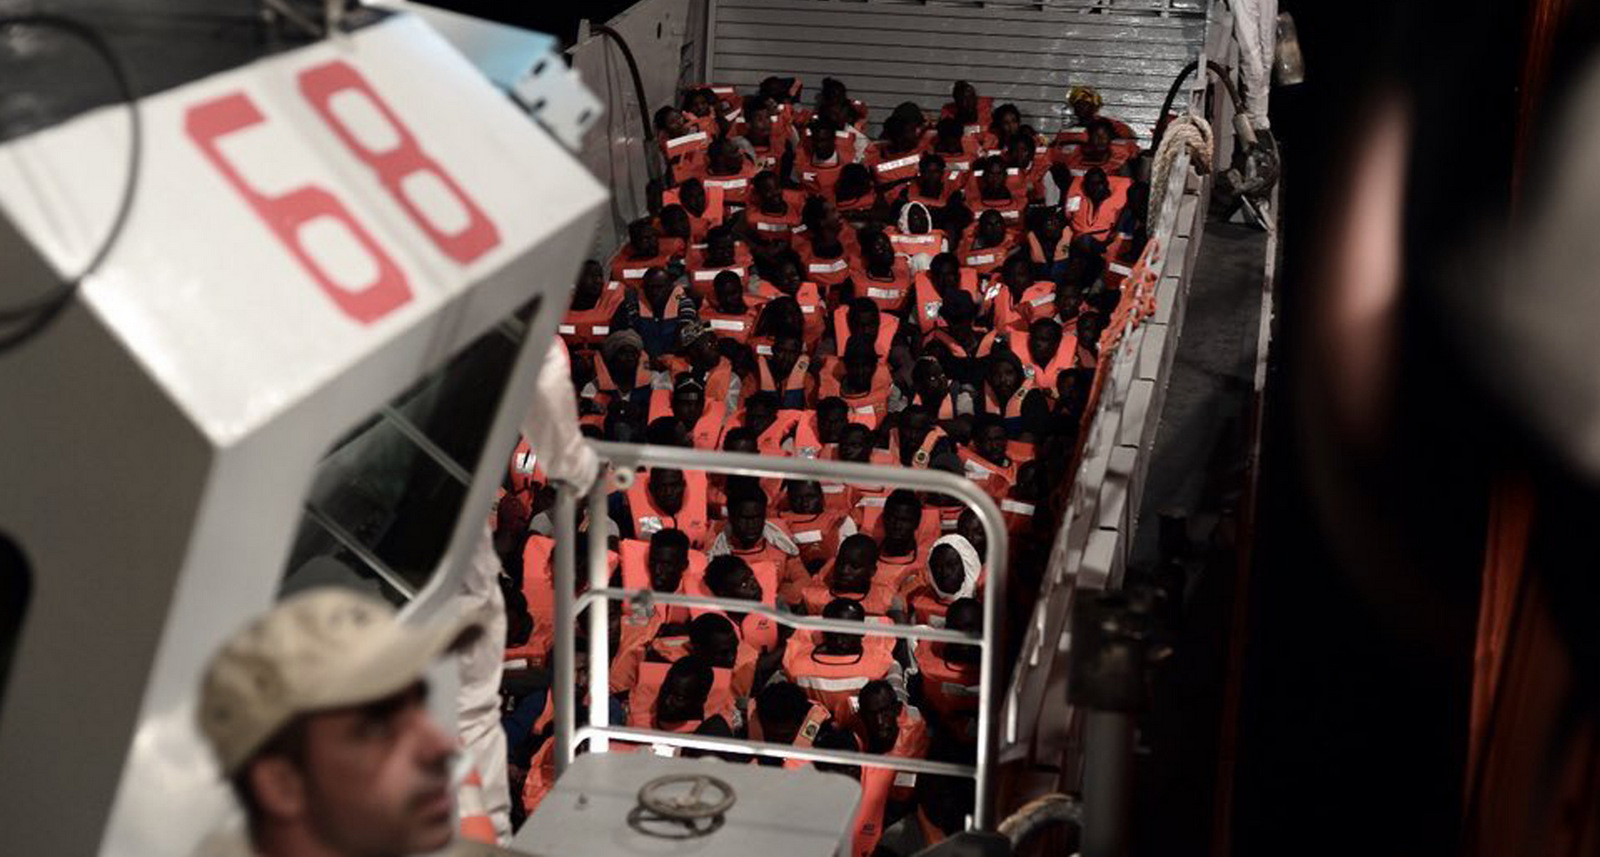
[706,0,1205,143]
[0,13,605,856]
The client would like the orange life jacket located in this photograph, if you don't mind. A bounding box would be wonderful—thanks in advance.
[783,624,898,722]
[929,135,981,184]
[815,359,892,428]
[1052,137,1139,175]
[618,539,710,625]
[559,280,625,348]
[865,140,928,186]
[505,536,557,670]
[1001,494,1039,541]
[746,189,808,243]
[914,641,981,741]
[662,184,726,238]
[778,508,850,577]
[847,768,895,857]
[686,245,754,302]
[829,307,900,358]
[1009,328,1076,391]
[659,127,711,175]
[888,229,947,266]
[1064,174,1133,243]
[627,660,737,730]
[800,561,900,617]
[800,239,857,290]
[939,96,993,134]
[627,470,711,548]
[688,555,782,652]
[747,698,831,748]
[956,233,1017,277]
[610,247,676,288]
[697,159,759,206]
[701,302,759,345]
[965,184,1027,235]
[910,268,981,333]
[647,390,727,450]
[794,140,854,198]
[1103,233,1138,291]
[850,260,914,313]
[958,446,1018,506]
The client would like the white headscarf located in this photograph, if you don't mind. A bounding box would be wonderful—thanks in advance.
[898,200,933,235]
[929,534,982,602]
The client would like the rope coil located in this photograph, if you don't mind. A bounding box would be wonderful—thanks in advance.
[1148,114,1213,224]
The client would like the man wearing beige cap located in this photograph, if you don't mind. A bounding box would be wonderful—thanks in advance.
[197,587,486,857]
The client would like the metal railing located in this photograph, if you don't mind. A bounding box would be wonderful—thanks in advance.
[550,440,1010,829]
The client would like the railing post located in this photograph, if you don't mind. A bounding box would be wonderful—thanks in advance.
[585,473,613,754]
[552,484,577,774]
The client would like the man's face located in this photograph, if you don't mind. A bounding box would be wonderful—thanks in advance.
[773,336,803,373]
[916,361,949,399]
[648,543,689,591]
[818,408,848,444]
[714,273,743,310]
[657,673,706,723]
[978,213,1005,242]
[1088,126,1112,156]
[1085,170,1111,203]
[931,546,965,593]
[958,516,986,558]
[848,306,880,342]
[788,481,823,514]
[746,399,778,436]
[576,263,604,303]
[686,93,711,116]
[681,181,706,212]
[749,110,772,139]
[844,353,877,390]
[649,468,686,513]
[610,344,641,376]
[898,409,932,450]
[811,125,837,158]
[1073,98,1096,124]
[1029,325,1063,367]
[883,502,920,544]
[708,231,735,262]
[867,234,895,268]
[955,84,977,113]
[919,159,943,186]
[999,112,1020,139]
[717,566,763,601]
[697,628,739,668]
[834,549,875,591]
[755,176,781,206]
[728,498,766,546]
[292,684,455,856]
[980,165,1007,195]
[634,224,660,257]
[643,270,674,307]
[689,333,720,366]
[838,427,871,463]
[858,690,901,752]
[990,359,1021,398]
[672,388,705,425]
[664,110,687,136]
[776,262,803,293]
[976,424,1009,463]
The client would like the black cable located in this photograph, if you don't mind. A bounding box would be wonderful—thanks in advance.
[591,24,662,185]
[1152,59,1244,153]
[0,14,142,354]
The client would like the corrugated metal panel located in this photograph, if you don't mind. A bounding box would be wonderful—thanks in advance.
[708,0,1204,144]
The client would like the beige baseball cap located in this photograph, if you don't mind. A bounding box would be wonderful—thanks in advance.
[197,587,484,775]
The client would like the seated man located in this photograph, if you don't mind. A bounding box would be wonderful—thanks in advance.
[904,535,983,627]
[196,589,482,856]
[1015,317,1077,393]
[853,679,930,806]
[813,724,895,857]
[710,482,803,588]
[865,489,938,590]
[911,597,983,743]
[619,266,695,363]
[700,553,780,654]
[701,269,759,345]
[627,654,734,734]
[783,598,903,722]
[778,478,856,577]
[798,533,901,619]
[611,217,676,288]
[686,612,759,699]
[612,465,710,548]
[686,225,754,301]
[960,413,1021,505]
[749,680,832,761]
[817,335,892,429]
[560,259,626,351]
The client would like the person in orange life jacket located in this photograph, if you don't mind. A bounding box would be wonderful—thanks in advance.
[699,137,759,207]
[612,465,709,547]
[1067,166,1129,254]
[813,396,851,455]
[904,151,959,213]
[712,482,801,577]
[834,164,881,221]
[985,251,1047,335]
[910,251,975,335]
[1028,206,1075,289]
[592,329,654,412]
[797,197,857,297]
[681,612,759,698]
[793,117,852,198]
[904,536,984,627]
[700,552,785,660]
[644,415,692,449]
[958,209,1014,277]
[1017,316,1076,391]
[960,414,1018,507]
[980,103,1024,157]
[942,80,992,135]
[889,200,947,275]
[655,204,695,259]
[733,391,798,462]
[889,403,955,469]
[750,329,810,411]
[739,100,786,173]
[865,489,933,592]
[686,225,751,301]
[999,460,1048,549]
[756,251,826,346]
[611,218,675,288]
[743,170,807,250]
[668,374,727,450]
[899,355,972,424]
[799,533,902,619]
[831,335,892,428]
[667,177,724,240]
[924,293,985,391]
[853,679,931,807]
[655,105,709,182]
[911,598,983,743]
[787,599,908,714]
[808,721,898,857]
[779,478,857,580]
[980,349,1030,437]
[967,155,1025,234]
[1059,117,1131,177]
[828,295,898,364]
[561,259,626,352]
[681,87,717,131]
[622,266,696,362]
[866,113,927,190]
[1072,309,1107,372]
[640,655,731,733]
[847,228,914,313]
[703,270,758,345]
[752,681,831,764]
[666,322,741,413]
[1001,131,1051,205]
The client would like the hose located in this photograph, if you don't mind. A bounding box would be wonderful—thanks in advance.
[591,24,662,185]
[1152,59,1245,153]
[996,793,1083,851]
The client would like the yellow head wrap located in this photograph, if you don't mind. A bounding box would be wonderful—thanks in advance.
[1068,86,1103,110]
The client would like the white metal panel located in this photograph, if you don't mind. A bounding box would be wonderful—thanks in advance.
[709,0,1204,144]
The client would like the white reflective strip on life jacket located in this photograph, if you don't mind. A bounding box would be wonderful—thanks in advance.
[810,259,849,274]
[823,484,845,494]
[1000,209,1021,220]
[706,177,749,190]
[964,124,983,135]
[624,267,649,278]
[593,325,610,335]
[695,266,745,281]
[858,495,887,508]
[1070,169,1087,177]
[867,287,902,301]
[505,658,529,669]
[558,324,576,334]
[794,529,824,544]
[854,404,878,416]
[795,674,872,693]
[964,460,995,479]
[1066,196,1082,212]
[1001,499,1036,515]
[1109,262,1133,276]
[894,772,918,788]
[756,344,773,355]
[708,319,746,332]
[638,515,664,534]
[967,253,996,266]
[667,130,709,150]
[801,304,817,314]
[1028,295,1053,307]
[875,154,920,174]
[756,221,788,232]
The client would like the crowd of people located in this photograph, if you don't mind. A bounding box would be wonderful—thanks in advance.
[493,76,1154,855]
